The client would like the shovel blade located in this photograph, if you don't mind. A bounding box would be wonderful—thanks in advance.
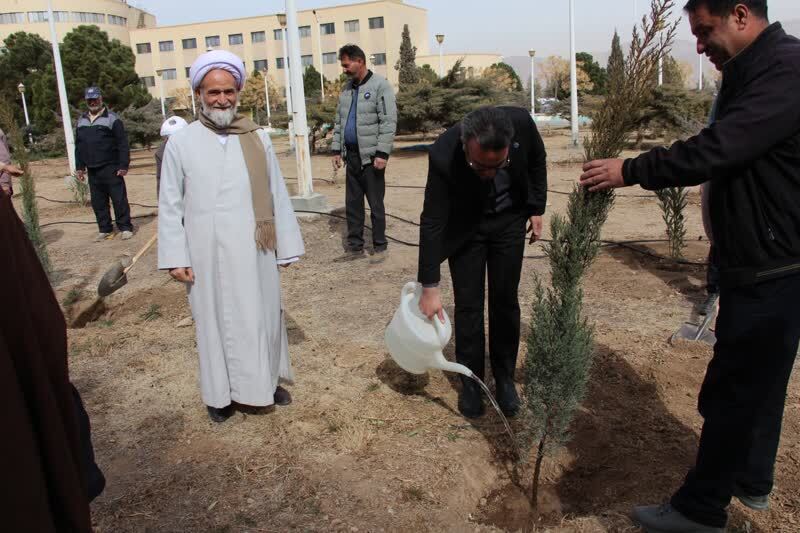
[97,261,127,297]
[670,322,716,345]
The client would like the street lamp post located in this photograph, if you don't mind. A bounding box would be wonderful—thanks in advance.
[312,9,326,100]
[156,70,166,118]
[262,68,272,129]
[528,50,536,116]
[46,0,76,173]
[435,34,445,78]
[278,13,295,150]
[569,0,579,146]
[17,83,33,144]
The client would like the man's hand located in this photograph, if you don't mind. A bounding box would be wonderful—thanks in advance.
[580,159,626,192]
[2,163,23,176]
[76,169,86,182]
[527,215,543,244]
[169,267,195,283]
[116,169,128,177]
[373,157,388,171]
[332,154,342,170]
[419,286,445,322]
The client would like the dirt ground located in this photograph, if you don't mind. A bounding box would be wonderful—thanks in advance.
[16,129,799,532]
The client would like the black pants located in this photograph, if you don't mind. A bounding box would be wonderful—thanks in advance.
[706,245,720,294]
[88,165,132,233]
[671,274,800,527]
[70,385,105,501]
[448,210,527,383]
[345,147,386,251]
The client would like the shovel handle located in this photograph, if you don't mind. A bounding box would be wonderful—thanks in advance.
[124,233,158,274]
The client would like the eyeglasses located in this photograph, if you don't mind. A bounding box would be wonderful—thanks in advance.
[463,144,511,173]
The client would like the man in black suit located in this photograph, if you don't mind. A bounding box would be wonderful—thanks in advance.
[418,106,547,418]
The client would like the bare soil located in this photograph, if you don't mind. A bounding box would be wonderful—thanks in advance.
[15,129,799,532]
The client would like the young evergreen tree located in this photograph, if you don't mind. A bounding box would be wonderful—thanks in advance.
[395,24,419,89]
[520,0,679,510]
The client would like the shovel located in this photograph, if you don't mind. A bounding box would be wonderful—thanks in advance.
[69,232,158,329]
[97,232,159,297]
[670,295,718,345]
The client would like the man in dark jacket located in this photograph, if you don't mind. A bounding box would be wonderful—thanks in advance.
[418,106,547,419]
[580,2,800,531]
[75,87,133,242]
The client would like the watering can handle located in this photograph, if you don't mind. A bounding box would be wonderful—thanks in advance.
[432,314,449,348]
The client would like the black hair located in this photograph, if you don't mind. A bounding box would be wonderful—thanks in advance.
[338,44,366,63]
[460,107,515,150]
[684,0,768,19]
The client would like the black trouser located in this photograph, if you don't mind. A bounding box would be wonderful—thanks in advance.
[448,210,527,383]
[88,164,132,233]
[671,274,800,528]
[706,245,720,295]
[70,385,105,501]
[345,146,386,251]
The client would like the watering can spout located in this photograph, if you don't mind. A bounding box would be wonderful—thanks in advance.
[436,360,473,378]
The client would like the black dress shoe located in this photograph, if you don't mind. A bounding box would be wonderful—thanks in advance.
[458,377,485,419]
[495,379,520,417]
[207,405,233,423]
[274,386,292,406]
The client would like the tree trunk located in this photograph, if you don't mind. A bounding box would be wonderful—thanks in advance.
[530,435,547,509]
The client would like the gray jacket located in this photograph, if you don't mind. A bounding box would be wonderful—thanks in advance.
[331,71,397,165]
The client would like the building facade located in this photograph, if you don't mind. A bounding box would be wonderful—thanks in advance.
[1,0,501,99]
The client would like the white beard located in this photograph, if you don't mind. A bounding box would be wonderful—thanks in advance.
[201,101,238,128]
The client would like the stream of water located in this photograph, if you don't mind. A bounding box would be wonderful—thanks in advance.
[470,375,518,458]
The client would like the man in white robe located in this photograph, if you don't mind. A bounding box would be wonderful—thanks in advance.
[158,50,305,423]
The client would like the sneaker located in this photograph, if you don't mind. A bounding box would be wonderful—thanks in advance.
[95,232,112,242]
[370,248,388,264]
[733,485,770,511]
[120,230,134,240]
[632,503,724,532]
[274,386,292,406]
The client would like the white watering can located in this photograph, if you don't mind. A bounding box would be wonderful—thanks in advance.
[384,282,474,378]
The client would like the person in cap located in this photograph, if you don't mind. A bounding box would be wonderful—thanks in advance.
[158,50,305,423]
[155,116,188,198]
[75,87,133,241]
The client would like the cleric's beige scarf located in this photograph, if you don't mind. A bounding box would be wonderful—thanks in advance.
[198,112,276,252]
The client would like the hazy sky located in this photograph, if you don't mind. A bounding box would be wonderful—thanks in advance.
[130,0,800,58]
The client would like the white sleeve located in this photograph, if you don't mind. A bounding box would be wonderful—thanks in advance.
[263,131,305,262]
[157,139,191,269]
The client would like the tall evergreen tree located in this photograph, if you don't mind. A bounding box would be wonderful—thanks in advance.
[395,24,419,89]
[607,30,626,92]
[302,64,327,101]
[0,32,53,132]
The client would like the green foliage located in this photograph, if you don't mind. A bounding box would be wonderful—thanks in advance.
[396,59,525,135]
[395,24,419,89]
[29,26,150,132]
[486,62,523,92]
[417,64,439,85]
[0,32,53,133]
[607,31,625,93]
[662,55,686,88]
[140,304,162,322]
[302,64,328,101]
[119,99,163,149]
[655,187,689,259]
[306,99,338,153]
[520,0,679,508]
[637,85,714,142]
[66,173,91,206]
[576,52,607,95]
[0,101,50,274]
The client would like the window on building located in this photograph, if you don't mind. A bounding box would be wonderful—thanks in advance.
[344,20,359,33]
[276,57,285,69]
[185,67,191,77]
[182,38,197,49]
[53,11,69,22]
[108,15,127,26]
[273,29,283,40]
[229,33,243,46]
[0,13,25,24]
[254,59,269,72]
[322,52,337,65]
[141,76,155,88]
[301,55,313,68]
[72,12,105,24]
[372,53,387,66]
[320,22,335,35]
[136,43,152,54]
[251,31,266,43]
[205,35,220,48]
[368,17,385,30]
[299,25,311,38]
[161,69,177,81]
[27,11,48,23]
[159,40,174,52]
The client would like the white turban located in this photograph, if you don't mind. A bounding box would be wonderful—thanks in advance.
[189,50,246,91]
[160,116,188,137]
